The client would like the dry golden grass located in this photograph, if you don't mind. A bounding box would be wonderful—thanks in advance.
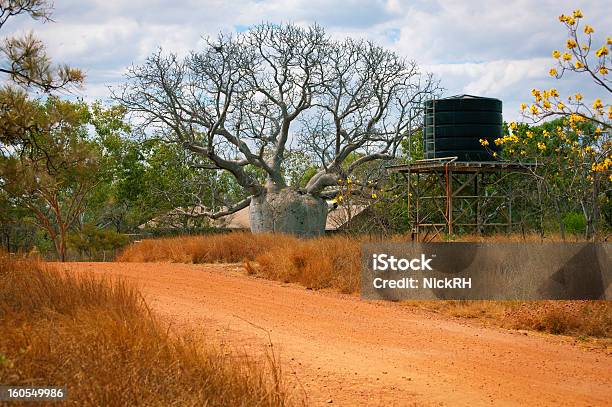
[403,300,612,338]
[116,232,294,263]
[116,232,610,339]
[0,252,294,406]
[503,300,611,337]
[118,232,362,293]
[253,235,361,294]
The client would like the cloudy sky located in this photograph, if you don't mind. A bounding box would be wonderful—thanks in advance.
[3,0,610,121]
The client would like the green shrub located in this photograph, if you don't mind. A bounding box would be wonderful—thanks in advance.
[563,212,586,234]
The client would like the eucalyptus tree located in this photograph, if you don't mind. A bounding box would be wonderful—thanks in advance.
[0,97,100,261]
[117,23,438,236]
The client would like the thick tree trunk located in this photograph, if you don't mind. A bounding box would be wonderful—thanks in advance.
[249,188,328,237]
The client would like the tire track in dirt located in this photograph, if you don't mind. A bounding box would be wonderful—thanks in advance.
[61,262,612,406]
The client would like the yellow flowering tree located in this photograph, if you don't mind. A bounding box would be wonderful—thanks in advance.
[510,9,611,239]
[484,118,609,238]
[523,9,610,129]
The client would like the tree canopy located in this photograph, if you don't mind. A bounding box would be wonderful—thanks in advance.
[116,23,439,230]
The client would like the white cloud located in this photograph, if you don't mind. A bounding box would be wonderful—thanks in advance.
[427,58,547,96]
[1,0,609,120]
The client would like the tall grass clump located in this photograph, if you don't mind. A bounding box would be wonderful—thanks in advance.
[253,235,361,294]
[116,232,297,263]
[0,251,294,406]
[118,232,362,293]
[503,301,612,337]
[403,300,612,338]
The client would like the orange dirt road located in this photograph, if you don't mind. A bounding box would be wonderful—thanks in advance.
[59,262,612,406]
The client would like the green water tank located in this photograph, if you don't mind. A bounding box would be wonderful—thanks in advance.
[423,95,503,161]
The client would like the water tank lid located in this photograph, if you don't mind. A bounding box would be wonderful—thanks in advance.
[443,94,499,100]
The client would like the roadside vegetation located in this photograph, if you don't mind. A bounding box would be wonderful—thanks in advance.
[405,299,611,339]
[0,250,295,406]
[116,232,612,340]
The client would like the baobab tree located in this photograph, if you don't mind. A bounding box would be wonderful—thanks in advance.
[117,23,438,236]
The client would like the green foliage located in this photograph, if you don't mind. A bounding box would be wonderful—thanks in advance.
[563,212,587,234]
[400,129,424,161]
[0,96,100,260]
[67,224,129,257]
[495,117,609,238]
[282,150,318,188]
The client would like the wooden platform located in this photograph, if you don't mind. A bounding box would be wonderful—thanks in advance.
[388,158,538,174]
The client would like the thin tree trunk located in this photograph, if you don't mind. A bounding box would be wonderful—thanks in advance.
[592,174,600,241]
[537,179,545,239]
[554,197,565,241]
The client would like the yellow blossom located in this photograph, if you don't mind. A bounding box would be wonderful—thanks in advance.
[549,68,557,77]
[543,100,551,109]
[569,113,586,123]
[552,50,561,58]
[584,25,594,34]
[566,39,577,49]
[509,121,517,130]
[549,88,559,97]
[337,195,344,202]
[346,178,352,184]
[371,193,377,199]
[492,152,497,157]
[608,37,612,45]
[530,105,539,115]
[592,98,603,110]
[480,138,489,146]
[572,9,583,18]
[600,67,609,75]
[537,142,546,151]
[557,102,565,109]
[595,45,609,57]
[592,158,611,173]
[562,52,572,61]
[533,94,542,103]
[575,60,584,69]
[575,93,583,101]
[520,103,527,110]
[337,178,343,184]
